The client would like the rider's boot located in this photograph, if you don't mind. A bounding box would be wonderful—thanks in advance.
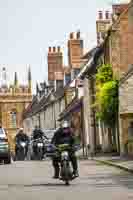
[73,170,79,178]
[53,167,59,179]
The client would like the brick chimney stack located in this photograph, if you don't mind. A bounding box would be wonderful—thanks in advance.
[48,46,63,87]
[68,31,83,69]
[96,10,111,45]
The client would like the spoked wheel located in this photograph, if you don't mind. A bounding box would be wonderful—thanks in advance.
[62,160,71,186]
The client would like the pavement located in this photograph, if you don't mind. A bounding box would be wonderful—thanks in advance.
[93,156,133,173]
[0,160,133,199]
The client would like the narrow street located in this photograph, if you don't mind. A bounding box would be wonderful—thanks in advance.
[1,160,133,200]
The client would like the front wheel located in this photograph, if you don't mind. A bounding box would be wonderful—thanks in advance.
[16,148,25,161]
[38,148,43,160]
[62,160,71,186]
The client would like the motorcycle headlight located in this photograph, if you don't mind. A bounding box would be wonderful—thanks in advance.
[21,142,26,147]
[61,151,69,158]
[37,143,43,147]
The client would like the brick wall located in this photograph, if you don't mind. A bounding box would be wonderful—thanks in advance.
[120,10,129,73]
[111,3,133,76]
[112,4,128,15]
[128,1,133,65]
[104,4,130,77]
[110,26,121,75]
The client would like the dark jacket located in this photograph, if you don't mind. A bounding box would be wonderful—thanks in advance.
[51,128,75,146]
[15,131,29,143]
[32,128,47,140]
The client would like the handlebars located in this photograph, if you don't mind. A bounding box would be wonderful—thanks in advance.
[46,143,81,153]
[30,136,51,144]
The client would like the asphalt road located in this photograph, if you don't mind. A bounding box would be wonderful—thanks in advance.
[0,160,133,200]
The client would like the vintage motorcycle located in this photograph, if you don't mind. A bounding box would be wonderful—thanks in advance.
[46,143,80,186]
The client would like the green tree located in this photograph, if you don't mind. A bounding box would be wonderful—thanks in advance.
[96,80,118,126]
[96,64,113,84]
[95,64,119,151]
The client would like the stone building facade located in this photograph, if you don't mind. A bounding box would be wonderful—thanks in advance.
[23,87,65,134]
[95,2,133,154]
[119,66,133,156]
[0,67,32,150]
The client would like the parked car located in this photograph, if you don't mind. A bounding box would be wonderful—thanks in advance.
[0,128,11,164]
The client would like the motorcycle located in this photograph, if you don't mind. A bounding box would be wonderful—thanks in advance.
[32,137,45,160]
[46,143,78,186]
[15,141,28,161]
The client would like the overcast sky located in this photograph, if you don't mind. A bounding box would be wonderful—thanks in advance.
[0,0,128,92]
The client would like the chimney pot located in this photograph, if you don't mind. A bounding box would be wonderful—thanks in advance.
[53,46,56,52]
[57,46,61,52]
[49,47,52,52]
[105,11,109,19]
[98,11,103,20]
[77,31,80,39]
[70,32,74,39]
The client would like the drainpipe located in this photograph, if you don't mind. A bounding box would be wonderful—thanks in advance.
[116,112,120,154]
[91,77,97,154]
[88,76,96,156]
[38,114,41,129]
[53,103,56,129]
[80,104,85,157]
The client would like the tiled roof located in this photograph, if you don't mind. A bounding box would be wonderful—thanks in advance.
[23,87,65,119]
[58,97,82,121]
[81,47,97,59]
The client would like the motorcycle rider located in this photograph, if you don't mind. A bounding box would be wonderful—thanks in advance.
[15,128,29,157]
[51,121,79,179]
[32,125,48,155]
[32,125,48,140]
